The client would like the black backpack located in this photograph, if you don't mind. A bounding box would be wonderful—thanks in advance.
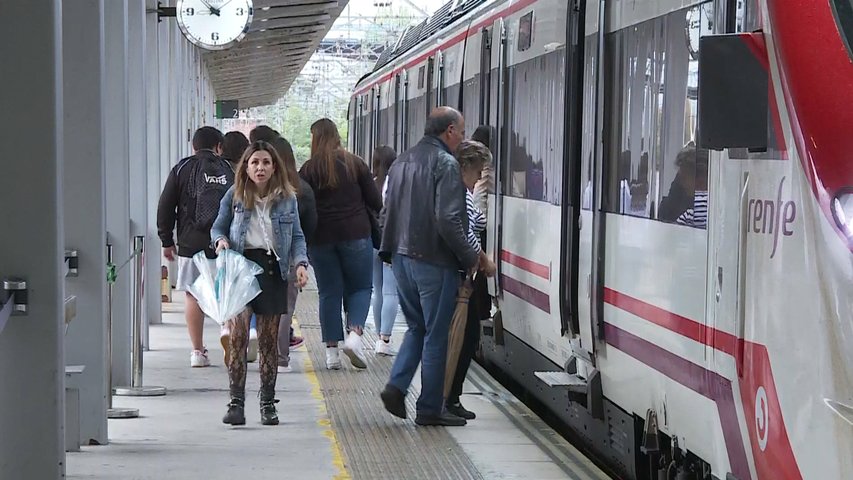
[182,154,234,232]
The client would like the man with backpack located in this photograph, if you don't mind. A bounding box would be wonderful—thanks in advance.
[157,126,234,367]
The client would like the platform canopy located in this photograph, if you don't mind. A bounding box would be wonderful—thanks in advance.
[205,0,348,108]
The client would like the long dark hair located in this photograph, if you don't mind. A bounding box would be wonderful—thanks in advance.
[306,118,356,189]
[271,136,301,195]
[372,145,397,191]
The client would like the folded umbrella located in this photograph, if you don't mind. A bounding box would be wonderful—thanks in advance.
[186,249,263,326]
[444,274,475,399]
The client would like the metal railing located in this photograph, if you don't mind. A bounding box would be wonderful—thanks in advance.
[113,236,166,398]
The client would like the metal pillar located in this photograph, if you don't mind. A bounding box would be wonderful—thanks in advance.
[0,1,66,477]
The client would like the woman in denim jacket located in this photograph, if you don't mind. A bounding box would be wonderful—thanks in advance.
[211,140,309,426]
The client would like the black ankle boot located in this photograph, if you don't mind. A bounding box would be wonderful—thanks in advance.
[260,399,280,425]
[222,397,245,425]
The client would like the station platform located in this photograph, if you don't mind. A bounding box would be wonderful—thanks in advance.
[66,285,609,480]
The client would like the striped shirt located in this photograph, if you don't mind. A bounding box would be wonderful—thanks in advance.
[676,190,708,229]
[466,190,486,252]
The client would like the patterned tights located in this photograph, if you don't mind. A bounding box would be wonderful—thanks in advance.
[226,309,280,401]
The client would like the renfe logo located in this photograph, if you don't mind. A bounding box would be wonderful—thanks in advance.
[747,177,796,258]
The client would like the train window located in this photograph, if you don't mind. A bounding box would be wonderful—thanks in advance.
[580,38,597,211]
[518,11,534,52]
[506,50,565,203]
[603,3,715,228]
[736,0,762,32]
[831,0,853,58]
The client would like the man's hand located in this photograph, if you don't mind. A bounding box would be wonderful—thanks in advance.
[163,246,177,262]
[215,239,230,254]
[295,265,309,288]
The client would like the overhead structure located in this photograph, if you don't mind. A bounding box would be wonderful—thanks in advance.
[205,0,349,108]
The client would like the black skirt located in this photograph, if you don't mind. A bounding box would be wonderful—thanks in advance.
[243,249,288,315]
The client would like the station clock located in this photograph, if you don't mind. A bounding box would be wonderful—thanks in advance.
[176,0,253,51]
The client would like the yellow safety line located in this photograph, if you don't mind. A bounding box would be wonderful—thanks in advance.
[294,318,351,480]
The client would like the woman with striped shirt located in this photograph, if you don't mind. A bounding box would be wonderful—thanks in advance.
[446,140,496,420]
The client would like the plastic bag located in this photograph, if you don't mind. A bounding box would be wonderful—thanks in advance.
[186,249,263,325]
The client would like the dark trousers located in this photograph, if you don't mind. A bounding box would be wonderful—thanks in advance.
[447,273,488,405]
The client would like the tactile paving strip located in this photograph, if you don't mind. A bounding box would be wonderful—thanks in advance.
[295,289,484,480]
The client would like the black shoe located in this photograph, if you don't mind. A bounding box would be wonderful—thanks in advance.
[260,399,280,426]
[446,402,476,420]
[415,412,467,427]
[380,385,407,419]
[222,398,245,425]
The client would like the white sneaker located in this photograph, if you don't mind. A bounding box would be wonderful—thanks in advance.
[277,363,293,374]
[190,349,211,368]
[247,328,258,363]
[375,339,397,357]
[342,332,367,369]
[326,347,342,370]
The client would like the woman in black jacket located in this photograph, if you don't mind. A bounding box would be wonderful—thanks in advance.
[300,118,382,371]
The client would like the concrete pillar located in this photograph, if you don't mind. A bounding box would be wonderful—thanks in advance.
[62,0,109,447]
[146,0,163,327]
[104,0,133,387]
[0,1,66,478]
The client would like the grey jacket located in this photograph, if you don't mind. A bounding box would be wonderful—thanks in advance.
[379,136,479,270]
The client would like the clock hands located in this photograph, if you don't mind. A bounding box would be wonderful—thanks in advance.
[199,0,221,16]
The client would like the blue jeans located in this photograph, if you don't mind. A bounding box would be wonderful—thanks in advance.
[371,251,399,337]
[388,254,460,416]
[309,237,374,343]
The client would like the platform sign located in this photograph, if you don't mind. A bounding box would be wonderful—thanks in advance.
[215,100,239,119]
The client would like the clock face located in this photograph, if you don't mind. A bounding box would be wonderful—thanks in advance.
[176,0,253,51]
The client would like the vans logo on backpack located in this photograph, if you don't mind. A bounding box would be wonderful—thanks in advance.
[204,173,228,185]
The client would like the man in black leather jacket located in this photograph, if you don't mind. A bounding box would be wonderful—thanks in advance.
[379,106,479,427]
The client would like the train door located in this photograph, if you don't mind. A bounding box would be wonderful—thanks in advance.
[372,86,381,154]
[426,56,435,113]
[479,27,492,126]
[394,73,402,153]
[402,70,410,151]
[486,17,508,299]
[573,1,603,355]
[436,50,445,106]
[559,0,587,341]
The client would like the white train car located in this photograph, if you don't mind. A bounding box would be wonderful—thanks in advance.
[349,0,853,478]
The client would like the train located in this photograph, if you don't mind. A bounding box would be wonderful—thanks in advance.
[348,0,853,478]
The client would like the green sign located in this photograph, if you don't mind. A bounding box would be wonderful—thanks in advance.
[215,100,239,119]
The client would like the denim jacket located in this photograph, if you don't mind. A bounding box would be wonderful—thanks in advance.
[210,185,309,281]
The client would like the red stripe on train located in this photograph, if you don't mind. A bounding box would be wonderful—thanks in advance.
[602,287,739,356]
[354,0,537,96]
[500,250,550,280]
[604,287,802,479]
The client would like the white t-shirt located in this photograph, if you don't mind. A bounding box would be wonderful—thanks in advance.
[244,196,276,255]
